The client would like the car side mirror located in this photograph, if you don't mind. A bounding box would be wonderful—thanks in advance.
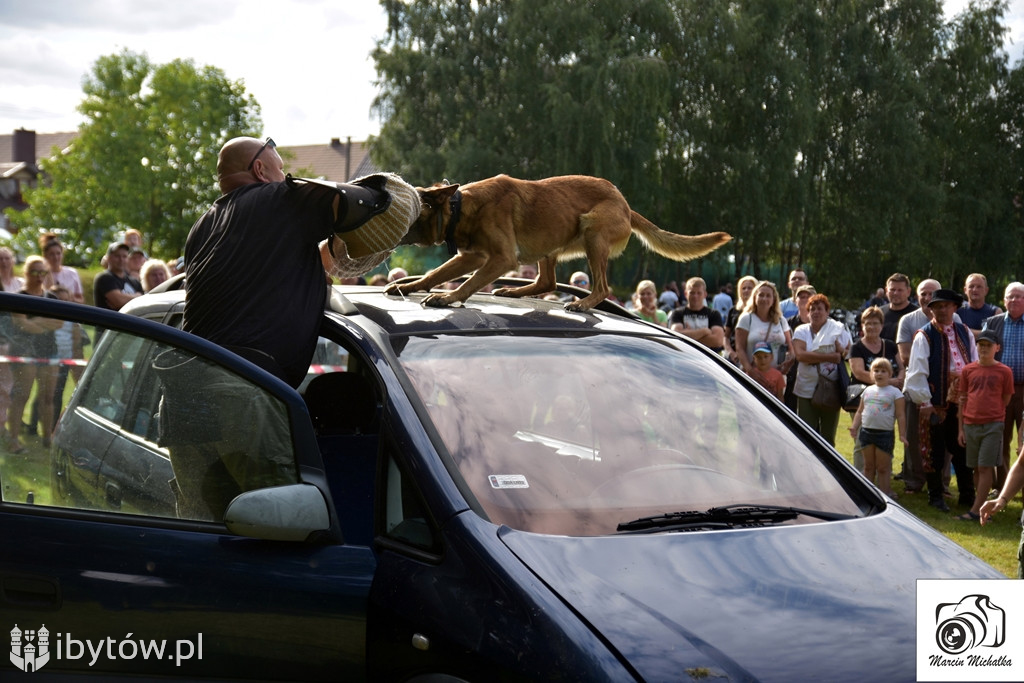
[223,484,330,542]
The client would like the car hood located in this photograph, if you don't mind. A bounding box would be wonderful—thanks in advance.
[499,506,1002,682]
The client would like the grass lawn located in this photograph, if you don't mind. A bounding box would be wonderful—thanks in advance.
[834,409,1021,578]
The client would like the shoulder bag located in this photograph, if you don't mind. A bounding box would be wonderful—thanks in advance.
[810,322,848,411]
[811,363,842,410]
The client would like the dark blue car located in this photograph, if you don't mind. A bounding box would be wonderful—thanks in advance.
[0,285,1002,681]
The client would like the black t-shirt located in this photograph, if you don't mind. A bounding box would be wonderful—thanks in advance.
[725,306,743,348]
[849,338,900,382]
[668,306,724,350]
[183,181,341,388]
[93,270,142,310]
[880,303,918,342]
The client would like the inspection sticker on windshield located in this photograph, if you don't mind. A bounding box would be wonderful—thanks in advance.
[917,579,1024,681]
[489,474,529,489]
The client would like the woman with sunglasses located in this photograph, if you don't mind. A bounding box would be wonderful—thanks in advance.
[6,256,61,452]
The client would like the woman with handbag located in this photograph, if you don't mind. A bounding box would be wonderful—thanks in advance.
[792,293,852,445]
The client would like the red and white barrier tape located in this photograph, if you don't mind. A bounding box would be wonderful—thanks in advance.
[0,355,88,367]
[307,365,348,374]
[0,357,348,373]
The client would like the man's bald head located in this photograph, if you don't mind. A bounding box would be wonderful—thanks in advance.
[217,137,283,192]
[916,278,941,297]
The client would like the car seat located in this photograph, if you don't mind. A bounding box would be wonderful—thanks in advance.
[303,371,378,436]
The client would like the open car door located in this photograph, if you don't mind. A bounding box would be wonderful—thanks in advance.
[0,293,374,681]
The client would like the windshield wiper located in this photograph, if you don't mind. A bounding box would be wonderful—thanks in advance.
[616,503,858,533]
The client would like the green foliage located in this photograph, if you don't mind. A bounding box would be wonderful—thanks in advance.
[5,50,261,264]
[372,0,1023,303]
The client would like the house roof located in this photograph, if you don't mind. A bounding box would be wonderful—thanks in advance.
[0,131,377,182]
[0,131,77,170]
[283,137,378,181]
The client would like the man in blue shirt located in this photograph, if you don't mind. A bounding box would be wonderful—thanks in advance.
[960,273,1002,336]
[778,268,807,318]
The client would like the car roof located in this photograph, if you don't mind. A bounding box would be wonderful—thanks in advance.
[334,286,656,336]
[122,282,663,339]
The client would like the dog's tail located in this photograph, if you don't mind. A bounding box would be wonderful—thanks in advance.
[630,211,731,261]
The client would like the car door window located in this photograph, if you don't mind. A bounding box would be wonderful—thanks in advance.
[72,329,145,424]
[0,313,299,524]
[151,344,298,520]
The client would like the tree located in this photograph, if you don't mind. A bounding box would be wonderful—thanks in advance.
[372,0,1022,303]
[6,50,261,263]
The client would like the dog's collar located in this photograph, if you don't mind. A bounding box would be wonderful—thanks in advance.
[438,189,462,256]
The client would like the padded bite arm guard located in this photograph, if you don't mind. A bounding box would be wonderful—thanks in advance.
[288,172,421,278]
[285,173,392,234]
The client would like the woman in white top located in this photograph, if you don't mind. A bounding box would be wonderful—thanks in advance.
[0,248,22,293]
[734,280,792,381]
[40,234,84,303]
[792,293,852,445]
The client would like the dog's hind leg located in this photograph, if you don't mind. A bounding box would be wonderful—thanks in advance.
[565,208,630,312]
[567,248,612,311]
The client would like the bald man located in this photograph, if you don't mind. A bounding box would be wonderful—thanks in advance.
[184,136,387,387]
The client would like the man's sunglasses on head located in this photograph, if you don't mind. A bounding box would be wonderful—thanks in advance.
[247,137,276,170]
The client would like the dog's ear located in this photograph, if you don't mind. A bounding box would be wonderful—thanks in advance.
[417,183,461,209]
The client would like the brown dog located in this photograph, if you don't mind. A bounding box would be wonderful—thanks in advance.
[385,174,731,311]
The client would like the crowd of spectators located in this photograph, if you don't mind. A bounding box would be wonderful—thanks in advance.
[4,238,1023,541]
[648,268,1023,534]
[0,229,185,453]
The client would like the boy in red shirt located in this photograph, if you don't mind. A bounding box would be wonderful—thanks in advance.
[957,329,1014,520]
[752,341,786,401]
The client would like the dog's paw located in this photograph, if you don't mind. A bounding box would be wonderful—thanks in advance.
[383,282,406,296]
[564,300,592,313]
[492,287,514,297]
[421,293,455,308]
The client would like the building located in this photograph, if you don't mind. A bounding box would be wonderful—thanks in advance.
[0,129,378,233]
[282,136,377,182]
[0,129,77,234]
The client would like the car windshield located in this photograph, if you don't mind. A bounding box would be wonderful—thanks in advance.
[396,332,866,536]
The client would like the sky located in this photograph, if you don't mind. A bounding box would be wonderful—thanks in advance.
[1,0,1022,148]
[0,0,389,145]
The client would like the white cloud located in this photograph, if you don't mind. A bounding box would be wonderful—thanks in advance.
[0,0,386,143]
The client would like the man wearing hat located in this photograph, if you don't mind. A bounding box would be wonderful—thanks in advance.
[956,328,1014,521]
[183,136,418,388]
[895,279,962,493]
[93,241,142,311]
[905,288,978,511]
